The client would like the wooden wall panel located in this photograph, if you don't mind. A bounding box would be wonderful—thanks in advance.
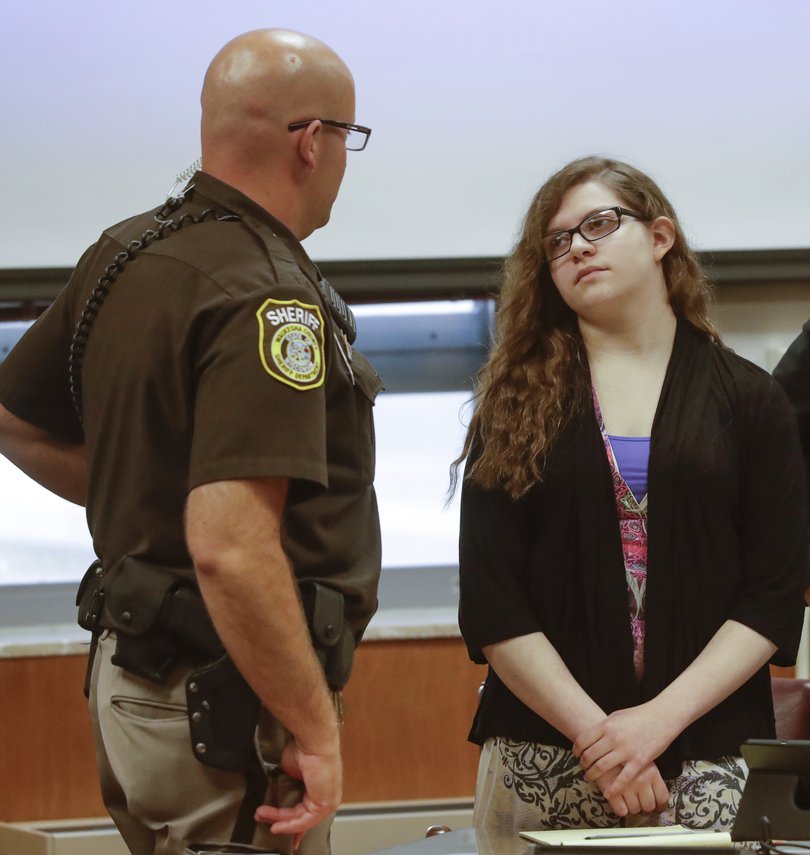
[0,638,484,822]
[341,638,485,802]
[771,665,797,678]
[0,655,104,820]
[0,638,792,822]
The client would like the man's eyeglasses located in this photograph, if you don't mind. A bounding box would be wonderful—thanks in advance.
[287,119,372,152]
[541,206,648,262]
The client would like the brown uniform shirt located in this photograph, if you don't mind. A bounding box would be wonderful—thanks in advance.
[0,172,382,638]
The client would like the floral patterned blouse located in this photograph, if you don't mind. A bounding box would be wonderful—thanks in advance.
[593,393,648,681]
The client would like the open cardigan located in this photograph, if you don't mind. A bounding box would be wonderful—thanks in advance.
[459,320,807,778]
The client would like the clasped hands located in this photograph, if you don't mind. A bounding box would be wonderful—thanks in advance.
[572,704,674,818]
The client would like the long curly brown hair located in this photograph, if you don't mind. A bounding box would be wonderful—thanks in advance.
[457,156,720,498]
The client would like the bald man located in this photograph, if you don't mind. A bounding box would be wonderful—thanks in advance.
[0,29,380,855]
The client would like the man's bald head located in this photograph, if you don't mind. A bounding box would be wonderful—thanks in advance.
[199,29,357,235]
[202,29,354,143]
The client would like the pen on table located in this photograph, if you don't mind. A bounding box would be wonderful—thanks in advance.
[584,830,694,840]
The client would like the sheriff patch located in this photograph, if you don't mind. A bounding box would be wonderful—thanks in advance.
[257,298,325,390]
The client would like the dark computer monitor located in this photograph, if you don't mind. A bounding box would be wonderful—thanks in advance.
[731,739,810,841]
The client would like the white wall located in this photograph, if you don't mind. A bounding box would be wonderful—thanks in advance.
[1,0,809,268]
[713,282,810,369]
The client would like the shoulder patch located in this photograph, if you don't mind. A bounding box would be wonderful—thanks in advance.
[257,298,326,390]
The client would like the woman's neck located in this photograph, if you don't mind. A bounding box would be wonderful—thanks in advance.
[579,304,678,360]
[582,307,678,437]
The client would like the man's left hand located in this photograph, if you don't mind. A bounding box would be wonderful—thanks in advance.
[254,737,342,850]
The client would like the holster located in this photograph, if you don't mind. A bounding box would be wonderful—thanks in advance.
[299,579,355,690]
[76,557,356,773]
[186,654,261,772]
[77,555,223,683]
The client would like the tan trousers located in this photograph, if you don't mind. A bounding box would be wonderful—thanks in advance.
[88,633,332,855]
[474,737,747,834]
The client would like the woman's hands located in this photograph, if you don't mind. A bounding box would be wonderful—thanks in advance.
[573,620,777,812]
[484,622,776,819]
[590,761,670,817]
[575,705,672,816]
[573,701,681,798]
[572,704,675,815]
[483,633,672,817]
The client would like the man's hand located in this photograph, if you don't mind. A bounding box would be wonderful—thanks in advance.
[188,478,345,849]
[254,738,342,850]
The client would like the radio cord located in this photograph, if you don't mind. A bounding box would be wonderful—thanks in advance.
[68,192,239,424]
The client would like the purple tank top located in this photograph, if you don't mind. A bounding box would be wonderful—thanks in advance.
[608,435,650,500]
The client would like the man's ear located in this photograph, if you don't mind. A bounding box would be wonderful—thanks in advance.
[650,216,676,261]
[295,119,322,171]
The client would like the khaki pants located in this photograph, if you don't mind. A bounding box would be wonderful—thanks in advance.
[88,633,332,855]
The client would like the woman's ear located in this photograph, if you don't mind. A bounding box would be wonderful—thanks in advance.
[650,216,676,261]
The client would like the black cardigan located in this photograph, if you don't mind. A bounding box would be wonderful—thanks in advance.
[459,320,807,779]
[773,318,810,503]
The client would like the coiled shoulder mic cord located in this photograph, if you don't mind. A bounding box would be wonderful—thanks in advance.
[68,190,239,423]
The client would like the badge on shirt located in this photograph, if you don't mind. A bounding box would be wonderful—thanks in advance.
[257,298,326,390]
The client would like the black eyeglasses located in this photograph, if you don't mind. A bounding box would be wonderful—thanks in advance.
[541,206,648,262]
[287,119,372,151]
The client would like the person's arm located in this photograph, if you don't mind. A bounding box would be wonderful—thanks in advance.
[577,374,807,796]
[0,402,86,505]
[773,324,810,600]
[773,321,810,503]
[484,632,606,740]
[574,619,775,794]
[459,461,667,816]
[185,476,340,847]
[484,632,669,816]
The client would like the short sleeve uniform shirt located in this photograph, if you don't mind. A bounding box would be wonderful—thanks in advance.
[0,173,382,636]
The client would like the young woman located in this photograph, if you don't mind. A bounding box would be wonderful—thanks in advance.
[456,157,807,834]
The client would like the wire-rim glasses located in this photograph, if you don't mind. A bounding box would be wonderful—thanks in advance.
[287,119,372,151]
[541,206,648,262]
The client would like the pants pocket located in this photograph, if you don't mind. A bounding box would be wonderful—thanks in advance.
[111,695,187,722]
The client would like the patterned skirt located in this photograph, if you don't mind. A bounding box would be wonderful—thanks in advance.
[474,737,747,834]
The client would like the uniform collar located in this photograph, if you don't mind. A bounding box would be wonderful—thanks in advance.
[186,171,319,281]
